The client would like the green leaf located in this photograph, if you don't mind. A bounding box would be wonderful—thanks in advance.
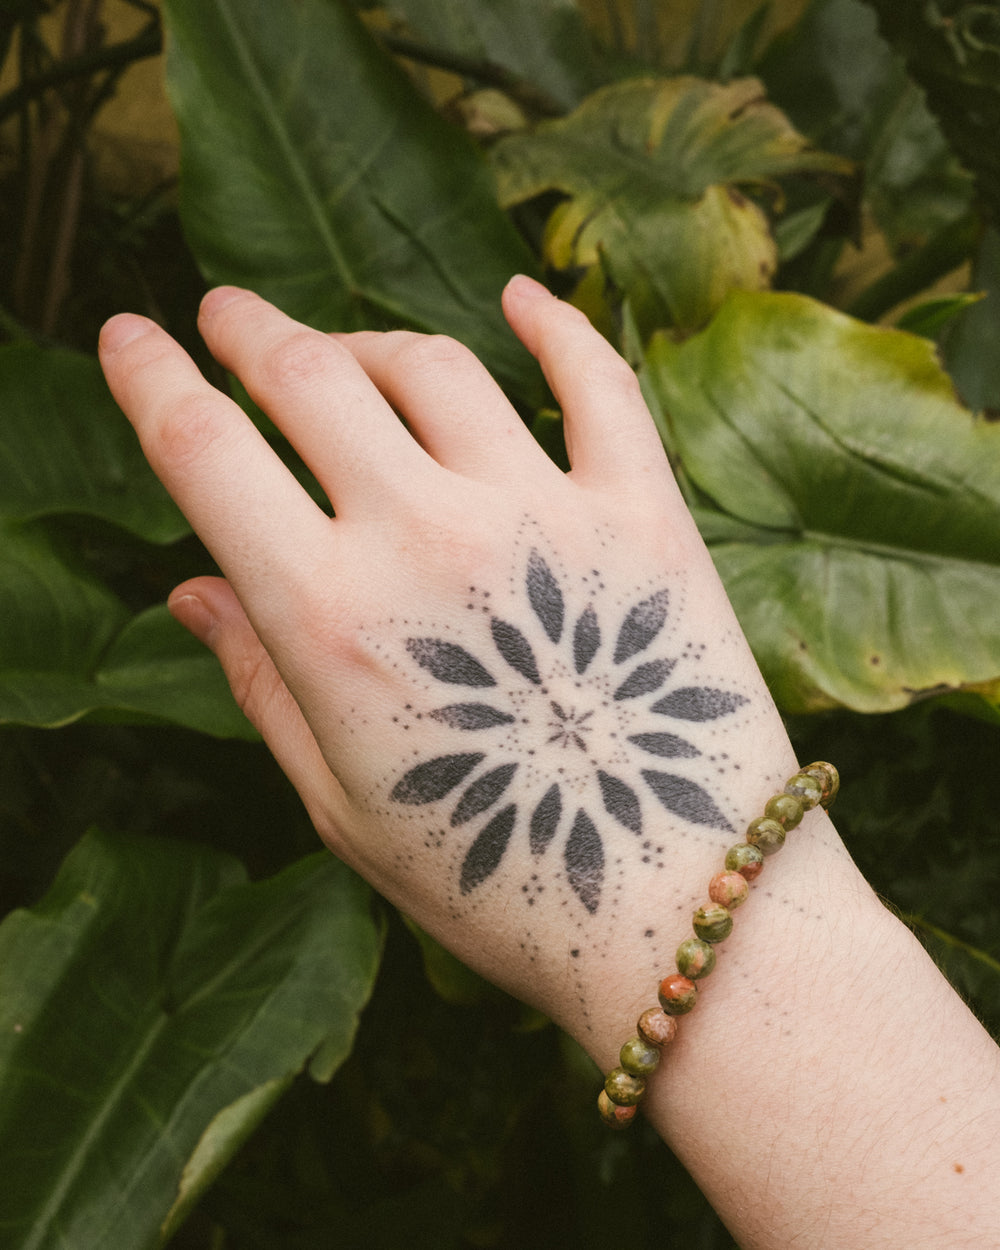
[942,224,1000,412]
[0,344,187,543]
[644,290,1000,712]
[163,0,544,406]
[864,0,1000,223]
[492,76,852,333]
[379,0,603,110]
[0,832,381,1250]
[0,524,250,736]
[894,291,984,339]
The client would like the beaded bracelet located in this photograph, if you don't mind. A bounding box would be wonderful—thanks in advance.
[598,761,840,1129]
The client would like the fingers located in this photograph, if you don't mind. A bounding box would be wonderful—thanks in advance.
[168,577,351,853]
[331,329,556,486]
[99,312,337,631]
[501,276,675,492]
[197,288,438,509]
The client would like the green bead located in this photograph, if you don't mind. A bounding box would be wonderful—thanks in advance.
[764,792,804,829]
[725,842,765,880]
[784,771,823,810]
[746,815,786,856]
[620,1036,660,1076]
[604,1067,646,1106]
[693,903,733,944]
[676,936,716,979]
[805,761,840,808]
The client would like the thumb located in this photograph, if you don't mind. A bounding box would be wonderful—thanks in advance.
[168,577,350,852]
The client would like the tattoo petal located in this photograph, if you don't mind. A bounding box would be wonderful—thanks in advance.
[613,590,670,664]
[641,769,734,832]
[429,703,515,730]
[406,638,496,687]
[613,657,676,701]
[573,605,601,674]
[491,617,542,685]
[597,769,642,834]
[460,804,517,893]
[391,752,485,804]
[527,550,564,644]
[565,809,604,914]
[529,783,562,855]
[451,762,518,827]
[651,687,749,721]
[627,732,700,759]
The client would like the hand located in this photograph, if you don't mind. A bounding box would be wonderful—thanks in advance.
[99,277,796,1049]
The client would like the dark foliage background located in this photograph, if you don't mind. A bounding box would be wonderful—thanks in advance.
[1,2,998,1246]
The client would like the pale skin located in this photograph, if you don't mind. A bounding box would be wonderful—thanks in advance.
[99,276,1000,1249]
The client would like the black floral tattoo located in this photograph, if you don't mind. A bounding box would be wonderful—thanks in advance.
[388,546,750,916]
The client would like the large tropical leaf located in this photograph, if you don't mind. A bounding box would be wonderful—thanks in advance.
[0,831,381,1250]
[0,344,186,543]
[492,75,852,332]
[644,289,1000,713]
[163,0,544,405]
[0,522,249,735]
[378,0,603,111]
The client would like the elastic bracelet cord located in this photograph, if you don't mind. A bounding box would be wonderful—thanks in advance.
[598,761,840,1129]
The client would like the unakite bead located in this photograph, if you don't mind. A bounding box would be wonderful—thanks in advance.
[764,792,804,829]
[709,870,750,909]
[658,973,698,1015]
[746,815,786,856]
[638,1007,679,1047]
[604,1067,646,1106]
[620,1036,661,1076]
[725,842,765,881]
[805,761,840,808]
[784,771,823,810]
[598,1088,638,1129]
[676,936,716,979]
[693,902,733,944]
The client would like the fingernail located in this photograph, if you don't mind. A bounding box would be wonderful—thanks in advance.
[168,593,216,647]
[99,313,156,353]
[505,274,554,301]
[199,286,250,320]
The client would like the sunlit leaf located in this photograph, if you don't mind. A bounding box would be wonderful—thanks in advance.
[492,76,851,332]
[645,290,1000,712]
[0,832,381,1249]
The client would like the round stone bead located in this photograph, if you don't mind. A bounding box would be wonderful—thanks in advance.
[805,761,840,808]
[764,792,804,829]
[693,902,733,944]
[604,1067,646,1106]
[784,771,823,810]
[598,1088,638,1129]
[725,842,765,881]
[746,815,786,856]
[709,870,750,909]
[676,936,717,979]
[620,1036,661,1076]
[638,1006,679,1047]
[658,973,698,1015]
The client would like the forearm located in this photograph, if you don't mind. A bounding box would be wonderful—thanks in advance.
[578,800,1000,1248]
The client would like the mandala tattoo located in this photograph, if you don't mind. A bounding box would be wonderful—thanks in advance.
[388,546,749,916]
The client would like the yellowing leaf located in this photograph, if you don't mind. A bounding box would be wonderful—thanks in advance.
[492,76,852,332]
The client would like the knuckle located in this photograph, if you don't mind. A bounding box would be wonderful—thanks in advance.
[227,647,280,726]
[259,329,335,390]
[153,391,228,471]
[389,332,474,379]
